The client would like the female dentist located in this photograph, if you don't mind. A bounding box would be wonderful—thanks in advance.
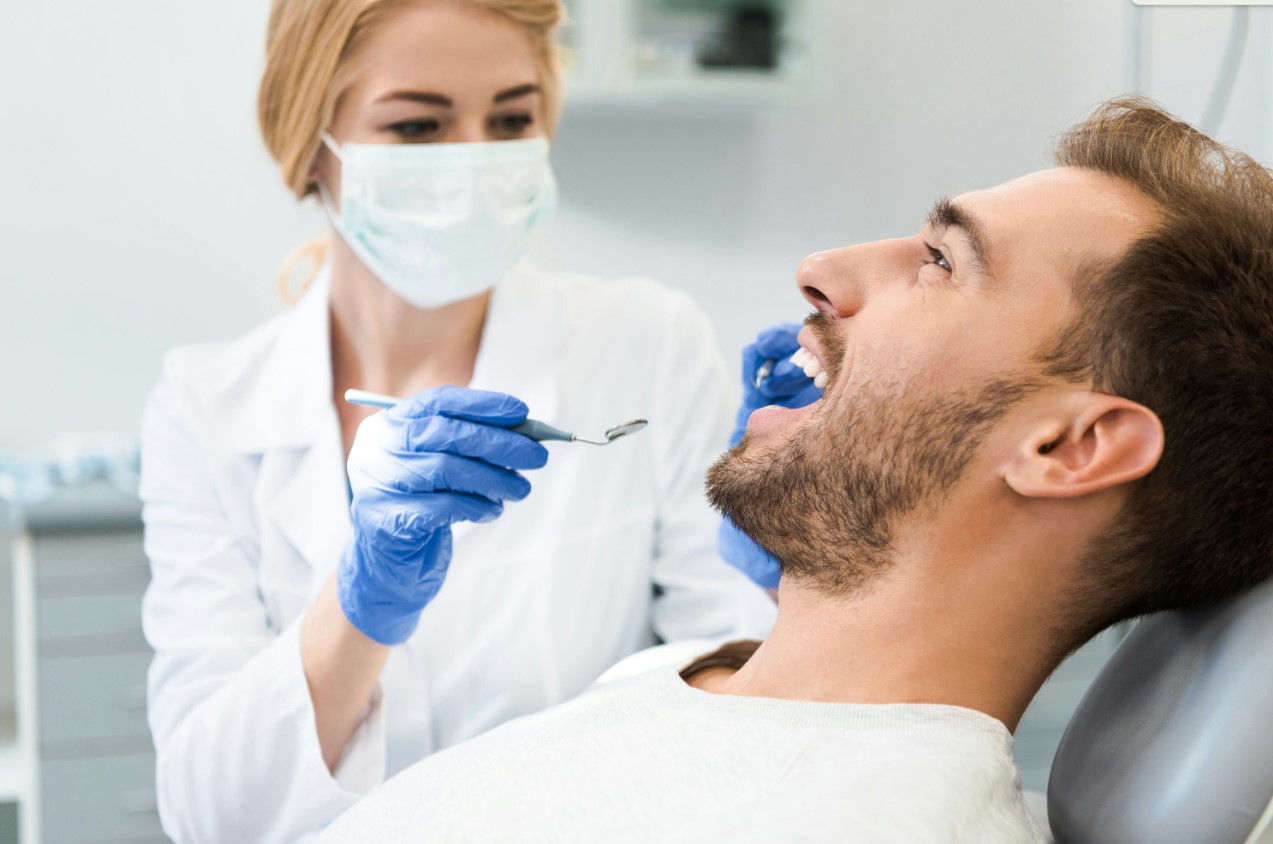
[138,1,775,841]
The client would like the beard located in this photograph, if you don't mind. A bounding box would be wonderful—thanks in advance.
[707,371,1039,597]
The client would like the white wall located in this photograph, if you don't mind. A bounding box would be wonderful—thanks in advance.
[1,1,1269,450]
[0,2,322,449]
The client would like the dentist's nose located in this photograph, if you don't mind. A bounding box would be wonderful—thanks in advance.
[796,248,864,317]
[452,121,488,144]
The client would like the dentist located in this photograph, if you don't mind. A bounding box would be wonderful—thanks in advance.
[138,1,775,841]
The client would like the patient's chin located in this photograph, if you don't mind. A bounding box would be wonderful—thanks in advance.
[705,440,763,519]
[706,404,899,597]
[706,437,805,561]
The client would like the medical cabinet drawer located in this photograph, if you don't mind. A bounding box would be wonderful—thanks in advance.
[38,651,152,751]
[34,533,149,597]
[37,591,147,649]
[41,751,164,844]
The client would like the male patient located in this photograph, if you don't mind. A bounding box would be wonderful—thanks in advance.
[320,98,1273,842]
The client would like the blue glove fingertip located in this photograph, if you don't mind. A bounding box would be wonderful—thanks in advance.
[403,415,548,471]
[768,358,806,381]
[498,472,533,503]
[521,440,550,471]
[466,392,531,427]
[753,323,803,358]
[473,502,504,524]
[446,389,529,426]
[758,362,813,400]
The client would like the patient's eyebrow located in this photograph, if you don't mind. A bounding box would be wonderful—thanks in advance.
[927,197,994,278]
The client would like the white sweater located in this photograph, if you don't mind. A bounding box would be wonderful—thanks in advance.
[319,643,1047,843]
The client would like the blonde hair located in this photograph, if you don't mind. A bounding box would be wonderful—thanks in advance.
[258,0,565,302]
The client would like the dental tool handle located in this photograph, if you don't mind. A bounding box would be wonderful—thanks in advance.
[344,389,570,443]
[344,389,400,410]
[754,358,776,390]
[510,419,574,443]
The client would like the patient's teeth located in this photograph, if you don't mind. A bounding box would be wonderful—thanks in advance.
[792,345,828,381]
[814,371,830,390]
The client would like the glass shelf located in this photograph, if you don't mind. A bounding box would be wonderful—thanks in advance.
[560,0,819,107]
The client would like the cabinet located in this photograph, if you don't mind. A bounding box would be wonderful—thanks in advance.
[560,0,822,106]
[9,486,166,844]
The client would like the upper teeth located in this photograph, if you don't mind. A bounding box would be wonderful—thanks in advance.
[791,346,830,390]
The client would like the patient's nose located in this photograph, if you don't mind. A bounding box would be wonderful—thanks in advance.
[797,248,865,318]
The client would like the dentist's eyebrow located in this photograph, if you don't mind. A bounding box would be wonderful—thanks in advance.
[927,197,994,278]
[377,90,453,107]
[493,83,539,103]
[376,84,539,108]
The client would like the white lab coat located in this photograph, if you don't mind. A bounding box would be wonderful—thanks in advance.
[139,263,776,844]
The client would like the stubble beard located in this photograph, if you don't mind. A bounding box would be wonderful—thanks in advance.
[706,376,1040,597]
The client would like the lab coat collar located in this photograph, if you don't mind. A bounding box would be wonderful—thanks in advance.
[229,260,563,456]
[240,265,351,575]
[226,265,337,455]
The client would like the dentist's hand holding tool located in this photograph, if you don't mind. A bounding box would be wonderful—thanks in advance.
[719,323,823,589]
[339,386,549,645]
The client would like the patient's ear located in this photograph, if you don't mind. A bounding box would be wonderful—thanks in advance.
[1003,394,1163,499]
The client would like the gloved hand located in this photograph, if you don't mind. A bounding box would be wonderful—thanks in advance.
[730,322,823,447]
[720,323,821,590]
[338,386,549,645]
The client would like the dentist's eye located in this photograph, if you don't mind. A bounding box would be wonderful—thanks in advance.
[923,243,952,273]
[387,118,442,141]
[490,112,535,137]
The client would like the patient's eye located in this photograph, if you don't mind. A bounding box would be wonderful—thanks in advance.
[923,243,953,273]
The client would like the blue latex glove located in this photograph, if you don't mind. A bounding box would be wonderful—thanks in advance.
[338,386,549,645]
[720,323,822,590]
[731,322,824,447]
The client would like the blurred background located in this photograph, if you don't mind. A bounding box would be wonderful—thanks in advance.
[0,1,1269,841]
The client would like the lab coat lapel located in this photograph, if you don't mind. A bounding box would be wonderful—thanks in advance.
[471,263,562,423]
[266,413,351,578]
[242,269,352,577]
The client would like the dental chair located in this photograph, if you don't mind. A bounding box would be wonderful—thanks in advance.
[1044,574,1273,844]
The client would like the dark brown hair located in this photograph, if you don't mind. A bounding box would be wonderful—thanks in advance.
[1041,97,1273,633]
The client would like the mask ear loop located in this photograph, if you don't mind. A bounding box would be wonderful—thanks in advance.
[317,132,343,225]
[320,132,343,159]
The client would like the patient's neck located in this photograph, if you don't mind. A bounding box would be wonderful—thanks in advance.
[701,560,1065,732]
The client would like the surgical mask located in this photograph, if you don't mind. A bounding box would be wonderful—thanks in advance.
[320,134,557,309]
